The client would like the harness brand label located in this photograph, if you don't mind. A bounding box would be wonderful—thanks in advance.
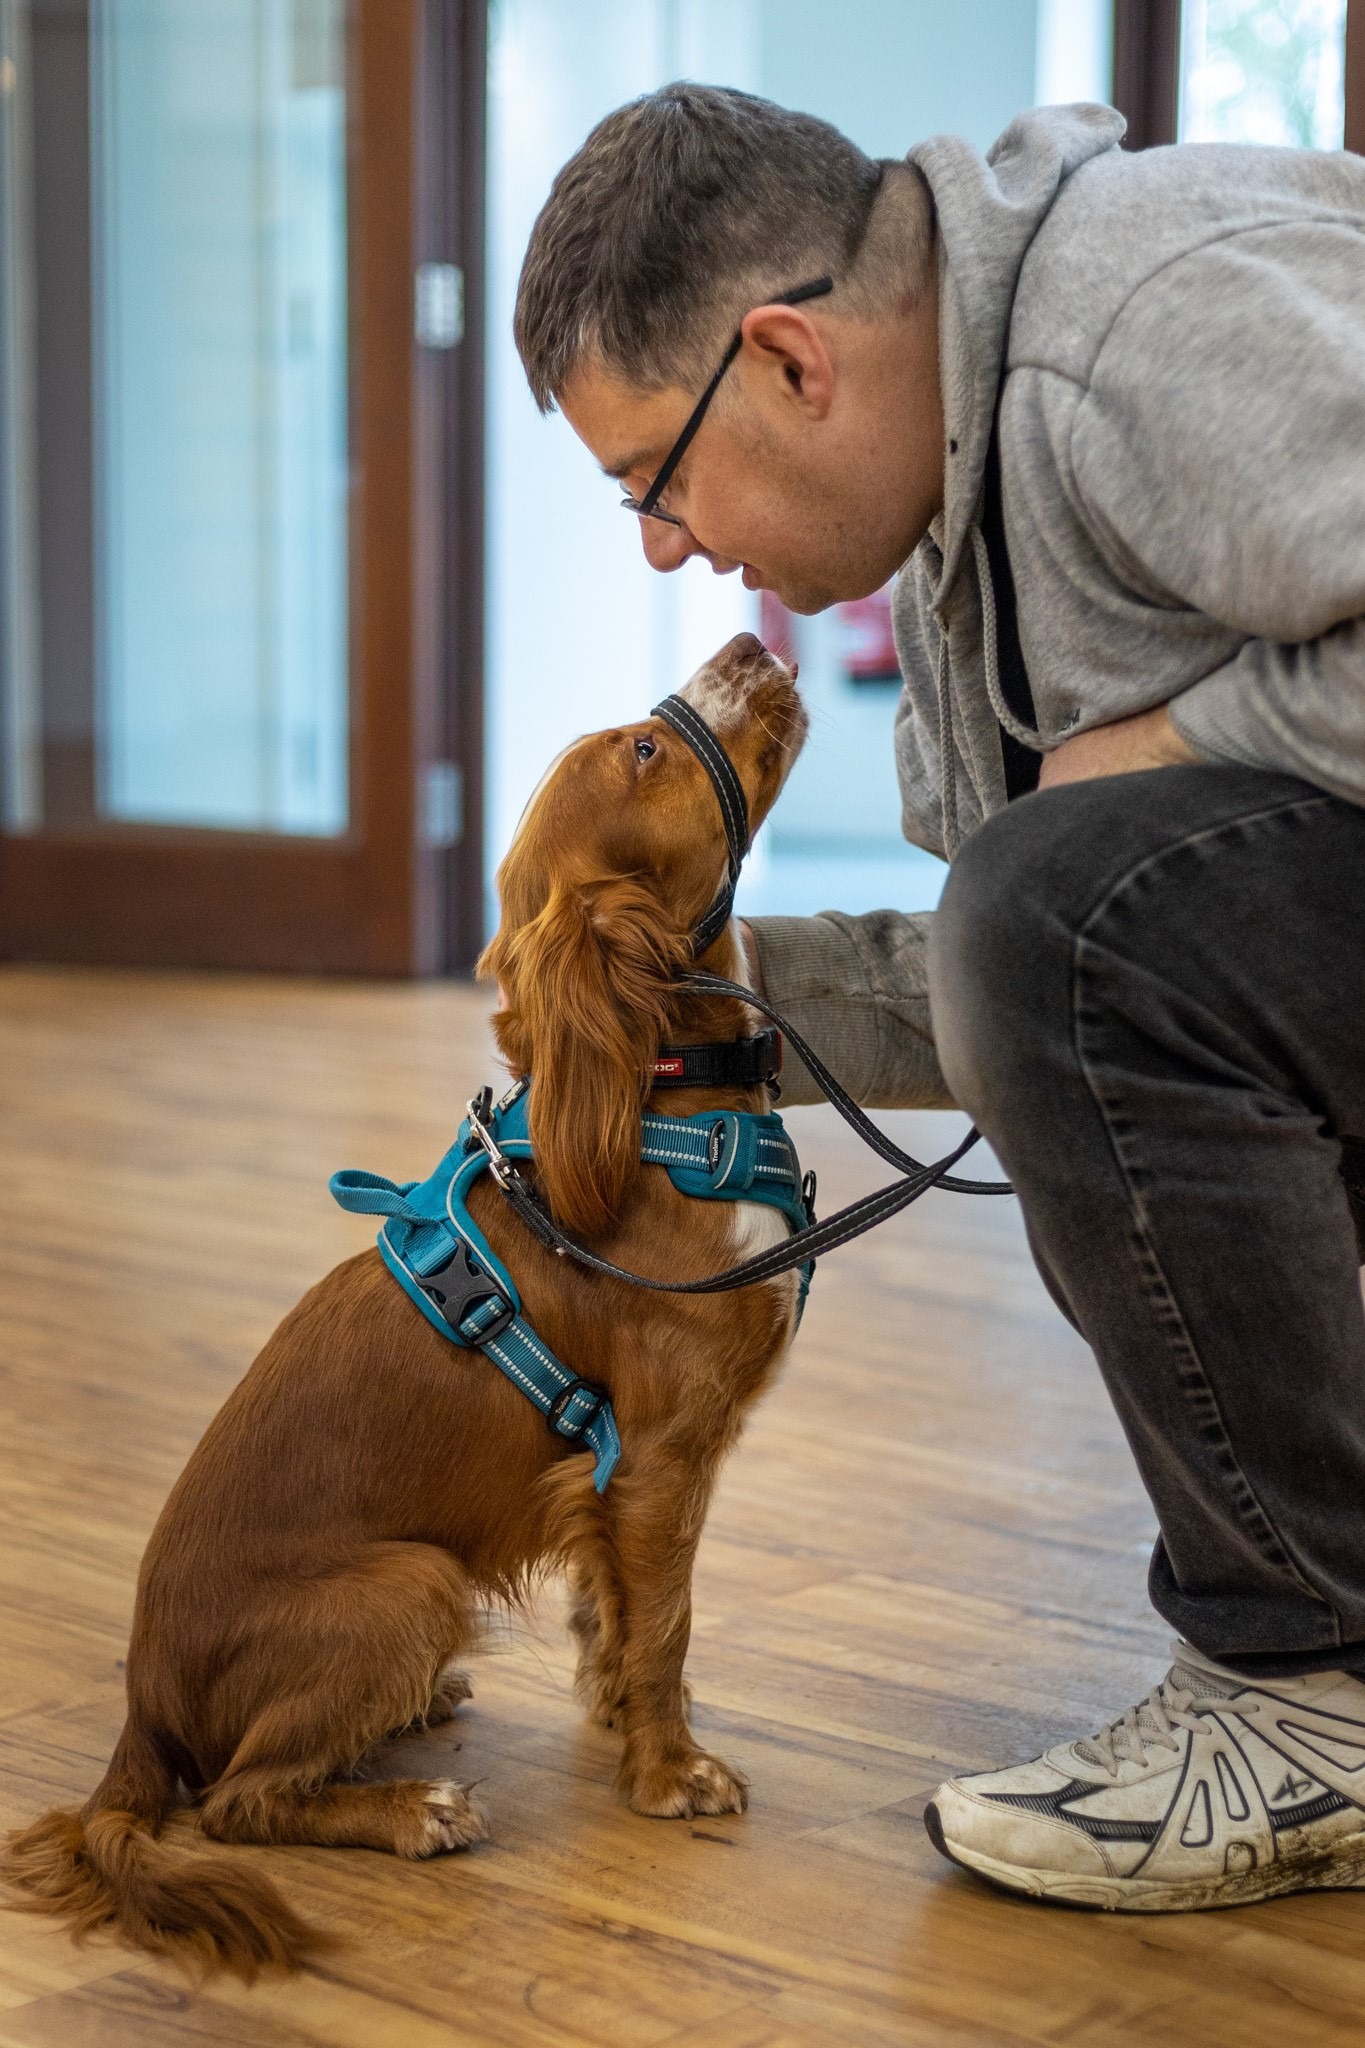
[653,1057,686,1076]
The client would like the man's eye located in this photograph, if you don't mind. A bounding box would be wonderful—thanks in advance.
[635,738,657,762]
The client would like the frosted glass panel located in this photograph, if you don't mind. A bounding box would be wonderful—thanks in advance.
[91,0,349,833]
[1181,0,1347,147]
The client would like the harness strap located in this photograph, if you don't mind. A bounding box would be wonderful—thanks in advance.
[411,1265,621,1492]
[331,1157,622,1492]
[640,1108,799,1195]
[329,1088,812,1490]
[328,1169,426,1221]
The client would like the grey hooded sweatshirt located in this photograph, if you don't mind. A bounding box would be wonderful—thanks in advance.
[748,104,1365,1107]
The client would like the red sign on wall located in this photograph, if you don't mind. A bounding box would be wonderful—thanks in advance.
[760,583,901,686]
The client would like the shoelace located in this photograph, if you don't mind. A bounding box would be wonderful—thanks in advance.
[1082,1677,1207,1777]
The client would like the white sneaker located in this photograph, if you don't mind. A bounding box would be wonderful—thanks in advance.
[924,1642,1365,1911]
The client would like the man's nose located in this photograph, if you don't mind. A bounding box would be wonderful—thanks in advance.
[639,516,701,573]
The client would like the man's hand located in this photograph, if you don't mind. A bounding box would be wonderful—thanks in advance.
[1038,704,1196,791]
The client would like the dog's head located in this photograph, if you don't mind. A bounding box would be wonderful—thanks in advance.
[480,633,806,1234]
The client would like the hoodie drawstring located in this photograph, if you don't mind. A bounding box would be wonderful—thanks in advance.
[933,618,961,861]
[971,524,1040,750]
[933,523,1041,863]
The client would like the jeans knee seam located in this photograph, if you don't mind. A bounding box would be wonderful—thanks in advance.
[1070,927,1341,1635]
[1073,791,1333,948]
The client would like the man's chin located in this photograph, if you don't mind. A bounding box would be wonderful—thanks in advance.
[763,574,863,617]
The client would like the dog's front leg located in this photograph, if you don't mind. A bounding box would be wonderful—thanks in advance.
[608,1456,747,1820]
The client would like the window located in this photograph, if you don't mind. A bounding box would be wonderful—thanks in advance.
[1180,0,1348,146]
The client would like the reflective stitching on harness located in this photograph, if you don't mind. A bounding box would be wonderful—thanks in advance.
[483,1341,544,1401]
[504,1322,571,1385]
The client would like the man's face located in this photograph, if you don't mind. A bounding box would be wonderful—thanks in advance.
[558,281,944,616]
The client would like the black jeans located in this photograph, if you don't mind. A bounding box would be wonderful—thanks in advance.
[929,766,1365,1679]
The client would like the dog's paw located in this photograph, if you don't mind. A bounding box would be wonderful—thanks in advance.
[624,1749,749,1820]
[411,1780,488,1856]
[424,1667,474,1726]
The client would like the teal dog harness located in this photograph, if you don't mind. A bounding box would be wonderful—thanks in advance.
[330,1077,813,1494]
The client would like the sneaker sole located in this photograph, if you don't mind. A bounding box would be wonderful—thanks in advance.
[923,1800,1365,1913]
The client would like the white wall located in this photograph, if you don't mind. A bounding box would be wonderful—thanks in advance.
[484,0,759,910]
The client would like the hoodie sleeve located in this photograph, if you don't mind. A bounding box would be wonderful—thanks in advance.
[1068,219,1365,800]
[743,911,954,1109]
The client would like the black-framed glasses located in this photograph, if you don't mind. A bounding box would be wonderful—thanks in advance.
[620,276,834,528]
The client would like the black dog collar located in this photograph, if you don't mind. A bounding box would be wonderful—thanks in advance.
[649,1028,782,1092]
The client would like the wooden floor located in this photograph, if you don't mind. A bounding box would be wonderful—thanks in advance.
[0,967,1362,2047]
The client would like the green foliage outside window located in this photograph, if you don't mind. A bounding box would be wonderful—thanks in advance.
[1181,0,1346,148]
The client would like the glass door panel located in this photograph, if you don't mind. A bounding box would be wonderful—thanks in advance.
[0,0,484,974]
[2,0,349,837]
[93,0,349,833]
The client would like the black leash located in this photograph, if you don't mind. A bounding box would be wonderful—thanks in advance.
[490,1104,993,1296]
[683,970,1008,1196]
[652,693,750,953]
[483,684,1012,1296]
[485,972,1010,1298]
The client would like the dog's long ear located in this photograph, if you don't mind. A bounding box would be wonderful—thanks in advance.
[482,877,691,1237]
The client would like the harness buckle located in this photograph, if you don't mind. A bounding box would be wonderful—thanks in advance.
[546,1377,610,1439]
[415,1240,516,1344]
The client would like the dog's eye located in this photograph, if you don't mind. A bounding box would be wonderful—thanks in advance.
[634,738,657,762]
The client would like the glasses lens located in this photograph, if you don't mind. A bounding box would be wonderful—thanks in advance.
[619,494,682,529]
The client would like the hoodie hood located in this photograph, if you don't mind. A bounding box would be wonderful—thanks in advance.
[912,103,1126,602]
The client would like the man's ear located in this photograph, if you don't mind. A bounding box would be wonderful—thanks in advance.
[481,878,691,1236]
[739,305,835,419]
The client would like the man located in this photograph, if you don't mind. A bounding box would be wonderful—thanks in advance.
[513,82,1365,1911]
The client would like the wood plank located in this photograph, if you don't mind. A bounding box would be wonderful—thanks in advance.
[1,965,1362,2047]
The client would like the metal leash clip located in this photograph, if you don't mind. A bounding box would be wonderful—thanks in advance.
[464,1085,563,1253]
[465,1086,515,1186]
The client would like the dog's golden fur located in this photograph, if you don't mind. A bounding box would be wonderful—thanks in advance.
[2,634,807,1978]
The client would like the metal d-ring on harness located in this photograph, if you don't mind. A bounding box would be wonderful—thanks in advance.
[329,689,1012,1491]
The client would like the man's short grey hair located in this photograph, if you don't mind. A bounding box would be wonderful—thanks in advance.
[515,82,926,413]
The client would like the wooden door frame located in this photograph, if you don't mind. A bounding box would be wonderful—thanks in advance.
[415,0,487,974]
[0,0,487,976]
[1112,0,1182,148]
[1347,0,1365,152]
[1113,0,1365,151]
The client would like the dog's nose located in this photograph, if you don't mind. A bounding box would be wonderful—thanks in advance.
[720,631,765,664]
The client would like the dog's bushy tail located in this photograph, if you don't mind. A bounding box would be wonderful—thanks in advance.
[1,1719,326,1980]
